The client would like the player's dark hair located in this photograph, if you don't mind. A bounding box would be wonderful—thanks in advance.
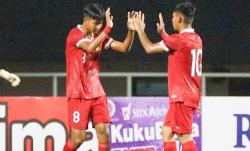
[174,1,196,24]
[83,3,105,23]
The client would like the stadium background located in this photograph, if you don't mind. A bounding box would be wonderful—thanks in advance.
[0,0,250,150]
[1,0,250,96]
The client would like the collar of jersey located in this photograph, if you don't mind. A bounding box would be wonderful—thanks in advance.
[180,28,194,33]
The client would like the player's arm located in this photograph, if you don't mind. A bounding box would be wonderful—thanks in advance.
[78,8,113,52]
[136,30,167,54]
[134,12,169,54]
[0,69,21,87]
[157,13,170,43]
[110,30,135,53]
[156,13,181,51]
[111,12,135,53]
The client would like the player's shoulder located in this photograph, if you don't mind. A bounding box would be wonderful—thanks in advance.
[180,31,201,40]
[169,33,179,37]
[193,32,203,45]
[68,24,84,36]
[66,26,83,42]
[165,33,179,41]
[68,26,81,36]
[196,32,202,40]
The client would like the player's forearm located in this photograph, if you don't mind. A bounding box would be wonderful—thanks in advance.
[87,33,107,52]
[136,29,155,54]
[121,30,135,52]
[111,30,135,53]
[85,26,111,52]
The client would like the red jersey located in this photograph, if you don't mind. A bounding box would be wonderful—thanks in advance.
[66,25,113,99]
[160,29,203,108]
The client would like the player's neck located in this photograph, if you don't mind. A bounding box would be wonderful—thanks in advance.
[178,24,192,33]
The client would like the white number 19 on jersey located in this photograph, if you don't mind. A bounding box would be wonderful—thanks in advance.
[191,49,202,77]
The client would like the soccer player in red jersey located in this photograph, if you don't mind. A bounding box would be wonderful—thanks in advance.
[63,3,135,151]
[132,1,202,151]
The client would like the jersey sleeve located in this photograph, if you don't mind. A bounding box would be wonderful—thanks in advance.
[162,34,182,51]
[102,36,114,50]
[159,41,169,52]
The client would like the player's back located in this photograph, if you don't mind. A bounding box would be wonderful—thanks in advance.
[168,30,202,107]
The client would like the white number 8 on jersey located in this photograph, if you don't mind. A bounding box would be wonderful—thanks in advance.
[73,111,80,123]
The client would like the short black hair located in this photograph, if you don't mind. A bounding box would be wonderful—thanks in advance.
[83,3,105,23]
[174,1,196,24]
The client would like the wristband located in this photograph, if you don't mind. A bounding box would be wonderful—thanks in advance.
[103,26,111,34]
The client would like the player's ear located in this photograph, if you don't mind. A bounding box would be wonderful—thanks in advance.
[83,17,90,22]
[83,18,87,23]
[179,16,182,23]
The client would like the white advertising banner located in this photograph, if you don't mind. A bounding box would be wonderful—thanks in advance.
[202,97,250,151]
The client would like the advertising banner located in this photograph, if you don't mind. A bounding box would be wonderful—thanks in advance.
[0,97,201,151]
[0,97,68,151]
[108,97,201,151]
[202,97,250,151]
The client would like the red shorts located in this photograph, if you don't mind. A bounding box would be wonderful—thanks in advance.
[67,96,111,130]
[164,102,195,134]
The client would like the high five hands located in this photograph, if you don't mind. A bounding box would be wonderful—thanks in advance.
[127,11,136,31]
[105,9,164,33]
[129,11,166,34]
[131,11,145,32]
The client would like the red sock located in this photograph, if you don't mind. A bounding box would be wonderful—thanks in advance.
[63,140,76,151]
[98,142,109,151]
[182,141,197,151]
[164,141,176,151]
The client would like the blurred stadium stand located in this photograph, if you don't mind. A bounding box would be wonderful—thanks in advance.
[0,0,249,96]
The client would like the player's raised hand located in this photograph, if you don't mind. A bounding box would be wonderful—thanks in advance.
[157,13,165,34]
[134,11,145,31]
[127,11,136,31]
[105,8,113,28]
[138,11,145,31]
